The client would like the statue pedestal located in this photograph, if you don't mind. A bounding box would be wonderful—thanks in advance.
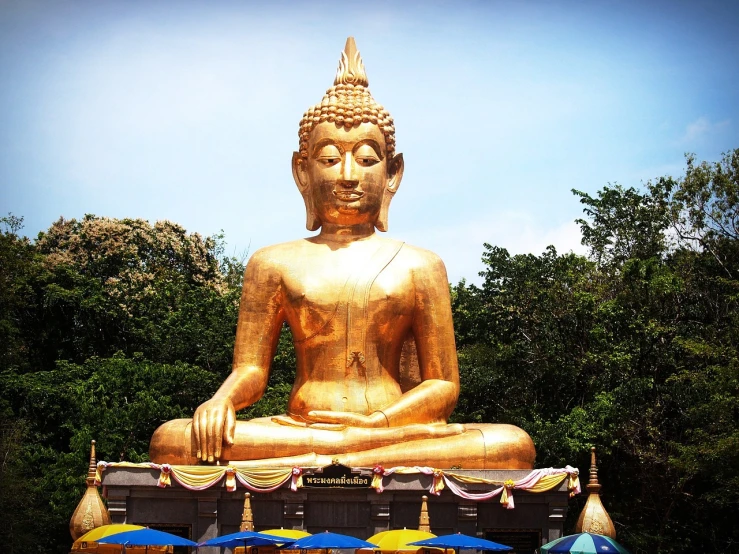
[102,466,571,554]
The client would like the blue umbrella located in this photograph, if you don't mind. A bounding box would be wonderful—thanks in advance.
[408,532,512,552]
[288,531,377,552]
[539,533,629,554]
[97,528,198,548]
[200,530,296,549]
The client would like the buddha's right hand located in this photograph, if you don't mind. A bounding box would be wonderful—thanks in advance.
[192,397,236,462]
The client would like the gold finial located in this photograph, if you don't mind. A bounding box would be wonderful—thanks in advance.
[334,37,368,87]
[575,447,616,538]
[239,492,254,531]
[86,439,97,484]
[418,495,430,532]
[70,440,111,540]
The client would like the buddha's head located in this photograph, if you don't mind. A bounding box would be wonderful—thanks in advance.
[292,38,404,232]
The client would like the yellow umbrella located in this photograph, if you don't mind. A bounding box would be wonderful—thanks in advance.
[72,525,171,554]
[261,529,312,540]
[75,524,144,544]
[366,531,393,545]
[363,529,440,553]
[234,529,313,554]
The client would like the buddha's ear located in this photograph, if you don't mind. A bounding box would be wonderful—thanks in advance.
[292,152,321,231]
[376,153,404,232]
[387,153,404,193]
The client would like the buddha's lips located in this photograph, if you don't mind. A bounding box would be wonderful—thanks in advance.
[332,190,364,201]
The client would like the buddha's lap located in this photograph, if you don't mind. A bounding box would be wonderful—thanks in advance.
[149,416,534,462]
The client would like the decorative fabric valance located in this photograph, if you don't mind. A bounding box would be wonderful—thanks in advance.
[96,462,579,509]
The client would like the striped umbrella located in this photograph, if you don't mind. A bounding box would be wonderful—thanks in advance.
[539,533,630,554]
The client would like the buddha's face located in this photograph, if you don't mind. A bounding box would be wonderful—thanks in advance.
[293,122,403,231]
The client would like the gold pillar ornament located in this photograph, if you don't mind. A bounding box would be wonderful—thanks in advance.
[69,440,112,540]
[149,37,536,470]
[418,495,430,532]
[240,492,255,531]
[574,448,616,538]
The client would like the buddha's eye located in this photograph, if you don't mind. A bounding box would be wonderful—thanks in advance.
[354,145,381,167]
[315,145,341,167]
[356,156,379,167]
[318,157,340,166]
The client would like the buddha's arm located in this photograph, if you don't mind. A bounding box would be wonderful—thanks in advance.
[193,249,284,461]
[378,253,459,425]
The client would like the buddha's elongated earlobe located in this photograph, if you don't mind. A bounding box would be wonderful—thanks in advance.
[376,153,404,232]
[292,152,321,231]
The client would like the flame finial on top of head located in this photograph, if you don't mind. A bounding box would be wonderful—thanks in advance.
[334,37,369,87]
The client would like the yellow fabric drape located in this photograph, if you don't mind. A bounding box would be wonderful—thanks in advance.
[500,480,515,507]
[444,472,500,485]
[432,472,445,494]
[527,473,568,493]
[236,467,294,489]
[568,471,581,496]
[158,468,172,488]
[170,465,226,489]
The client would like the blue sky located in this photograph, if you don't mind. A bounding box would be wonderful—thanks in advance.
[1,0,738,283]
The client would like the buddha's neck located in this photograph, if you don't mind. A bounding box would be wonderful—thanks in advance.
[318,223,376,243]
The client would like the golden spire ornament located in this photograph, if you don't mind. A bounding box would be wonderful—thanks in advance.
[239,492,255,531]
[334,37,368,87]
[418,495,431,532]
[575,447,616,538]
[69,440,111,540]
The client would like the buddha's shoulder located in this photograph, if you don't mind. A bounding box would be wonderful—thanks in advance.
[395,240,448,272]
[246,239,317,268]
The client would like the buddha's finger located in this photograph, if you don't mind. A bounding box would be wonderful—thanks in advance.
[272,415,308,427]
[398,423,464,442]
[213,413,225,459]
[307,422,347,431]
[225,408,236,446]
[207,412,218,462]
[193,412,202,460]
[306,410,358,425]
[197,411,209,462]
[428,423,465,437]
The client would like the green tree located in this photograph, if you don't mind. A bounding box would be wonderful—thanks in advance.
[32,215,243,371]
[0,215,248,553]
[451,151,739,553]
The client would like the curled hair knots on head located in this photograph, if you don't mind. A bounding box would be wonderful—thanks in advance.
[298,84,396,159]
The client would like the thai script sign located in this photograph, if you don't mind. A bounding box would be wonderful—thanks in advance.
[303,463,372,488]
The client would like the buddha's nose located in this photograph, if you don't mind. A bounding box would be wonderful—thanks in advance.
[342,151,357,182]
[337,178,359,188]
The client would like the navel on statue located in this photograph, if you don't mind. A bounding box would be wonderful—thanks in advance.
[149,37,536,469]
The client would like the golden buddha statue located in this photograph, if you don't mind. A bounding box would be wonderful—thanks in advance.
[149,38,535,469]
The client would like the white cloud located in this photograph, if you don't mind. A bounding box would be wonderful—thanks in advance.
[397,214,586,285]
[680,116,730,145]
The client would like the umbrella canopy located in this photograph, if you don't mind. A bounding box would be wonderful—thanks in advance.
[539,533,630,554]
[75,525,145,543]
[201,530,294,549]
[366,529,437,552]
[288,531,377,550]
[98,528,197,547]
[73,524,172,554]
[261,529,312,541]
[408,533,512,552]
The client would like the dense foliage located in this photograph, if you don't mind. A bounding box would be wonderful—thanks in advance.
[1,150,737,553]
[451,150,739,552]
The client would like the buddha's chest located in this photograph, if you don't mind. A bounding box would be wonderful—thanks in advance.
[281,249,414,340]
